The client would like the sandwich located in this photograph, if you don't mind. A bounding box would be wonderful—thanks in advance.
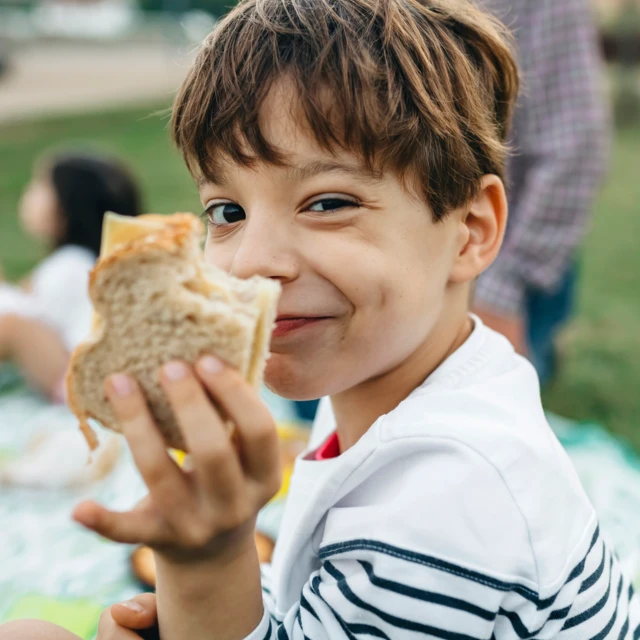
[66,212,281,452]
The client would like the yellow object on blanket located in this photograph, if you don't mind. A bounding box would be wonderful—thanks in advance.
[171,423,309,504]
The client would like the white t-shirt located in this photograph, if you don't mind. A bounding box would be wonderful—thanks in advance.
[248,318,640,638]
[0,246,95,351]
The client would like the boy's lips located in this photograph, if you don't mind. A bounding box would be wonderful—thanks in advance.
[272,315,332,338]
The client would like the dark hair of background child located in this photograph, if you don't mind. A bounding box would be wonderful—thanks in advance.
[49,152,142,256]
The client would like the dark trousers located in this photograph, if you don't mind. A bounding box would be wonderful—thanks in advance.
[525,263,578,385]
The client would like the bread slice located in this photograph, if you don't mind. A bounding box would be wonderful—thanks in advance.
[66,213,281,452]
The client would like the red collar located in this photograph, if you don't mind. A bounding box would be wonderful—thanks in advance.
[313,432,341,460]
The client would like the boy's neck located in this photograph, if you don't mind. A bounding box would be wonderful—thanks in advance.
[330,309,473,452]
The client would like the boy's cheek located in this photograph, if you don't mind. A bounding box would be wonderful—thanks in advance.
[203,241,234,270]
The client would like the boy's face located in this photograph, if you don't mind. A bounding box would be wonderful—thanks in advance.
[199,83,468,400]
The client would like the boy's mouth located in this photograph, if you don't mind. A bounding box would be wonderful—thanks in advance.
[272,315,332,338]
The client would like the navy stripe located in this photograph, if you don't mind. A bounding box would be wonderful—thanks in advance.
[331,609,358,640]
[295,607,313,640]
[347,623,391,639]
[311,574,322,597]
[295,608,302,636]
[634,621,640,639]
[321,539,540,602]
[311,574,385,639]
[358,559,496,621]
[496,608,546,639]
[590,571,623,640]
[276,621,289,640]
[567,526,601,583]
[324,561,484,640]
[300,592,321,622]
[261,617,273,640]
[549,605,572,621]
[617,618,629,640]
[564,553,613,630]
[580,543,606,594]
[320,525,600,610]
[496,595,576,636]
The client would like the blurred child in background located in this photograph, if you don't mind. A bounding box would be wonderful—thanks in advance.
[0,151,141,401]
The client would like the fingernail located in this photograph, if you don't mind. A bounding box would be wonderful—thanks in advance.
[163,361,188,381]
[119,600,144,613]
[109,374,133,397]
[199,356,223,375]
[73,504,97,528]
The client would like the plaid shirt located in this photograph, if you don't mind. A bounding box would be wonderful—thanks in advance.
[474,0,611,315]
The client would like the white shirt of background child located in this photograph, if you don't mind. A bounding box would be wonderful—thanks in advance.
[0,246,95,351]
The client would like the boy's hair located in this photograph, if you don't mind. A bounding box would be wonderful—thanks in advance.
[171,0,519,220]
[46,151,142,255]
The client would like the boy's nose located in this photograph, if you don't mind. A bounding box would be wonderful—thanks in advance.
[229,217,298,283]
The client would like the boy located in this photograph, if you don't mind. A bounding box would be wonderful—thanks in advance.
[2,0,637,638]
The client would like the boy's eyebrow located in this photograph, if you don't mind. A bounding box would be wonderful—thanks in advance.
[286,160,382,184]
[197,159,381,188]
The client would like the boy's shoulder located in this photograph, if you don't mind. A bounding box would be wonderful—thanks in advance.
[379,320,572,478]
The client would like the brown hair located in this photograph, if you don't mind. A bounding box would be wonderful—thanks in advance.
[171,0,519,220]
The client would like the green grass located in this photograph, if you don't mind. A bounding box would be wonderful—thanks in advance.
[0,104,199,278]
[1,105,639,448]
[542,123,640,448]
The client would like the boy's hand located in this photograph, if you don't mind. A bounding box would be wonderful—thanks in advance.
[73,356,282,565]
[97,595,158,639]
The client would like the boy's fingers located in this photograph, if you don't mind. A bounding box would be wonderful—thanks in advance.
[98,608,152,639]
[160,361,243,497]
[196,357,281,483]
[73,500,169,545]
[105,374,194,521]
[110,594,158,630]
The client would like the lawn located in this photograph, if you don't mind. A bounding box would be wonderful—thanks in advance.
[0,105,639,448]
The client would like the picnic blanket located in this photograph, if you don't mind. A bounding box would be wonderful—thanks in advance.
[1,368,640,638]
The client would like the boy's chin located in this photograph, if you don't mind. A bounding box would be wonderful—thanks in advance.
[264,356,329,402]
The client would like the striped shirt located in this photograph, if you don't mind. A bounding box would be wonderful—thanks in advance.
[246,319,640,639]
[474,0,611,314]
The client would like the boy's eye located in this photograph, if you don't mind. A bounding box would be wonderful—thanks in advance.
[203,203,246,226]
[307,198,357,213]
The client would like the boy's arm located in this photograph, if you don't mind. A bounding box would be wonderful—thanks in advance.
[154,541,264,640]
[72,358,282,640]
[475,0,610,317]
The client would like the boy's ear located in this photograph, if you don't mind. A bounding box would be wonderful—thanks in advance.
[449,175,508,284]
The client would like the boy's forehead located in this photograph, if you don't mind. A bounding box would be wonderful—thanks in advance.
[195,77,386,189]
[197,148,383,188]
[197,157,382,189]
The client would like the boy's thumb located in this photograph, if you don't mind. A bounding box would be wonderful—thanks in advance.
[110,593,158,630]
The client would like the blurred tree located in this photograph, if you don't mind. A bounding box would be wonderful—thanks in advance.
[140,0,235,14]
[611,0,640,125]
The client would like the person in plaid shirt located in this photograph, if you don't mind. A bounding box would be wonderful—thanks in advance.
[474,0,611,382]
